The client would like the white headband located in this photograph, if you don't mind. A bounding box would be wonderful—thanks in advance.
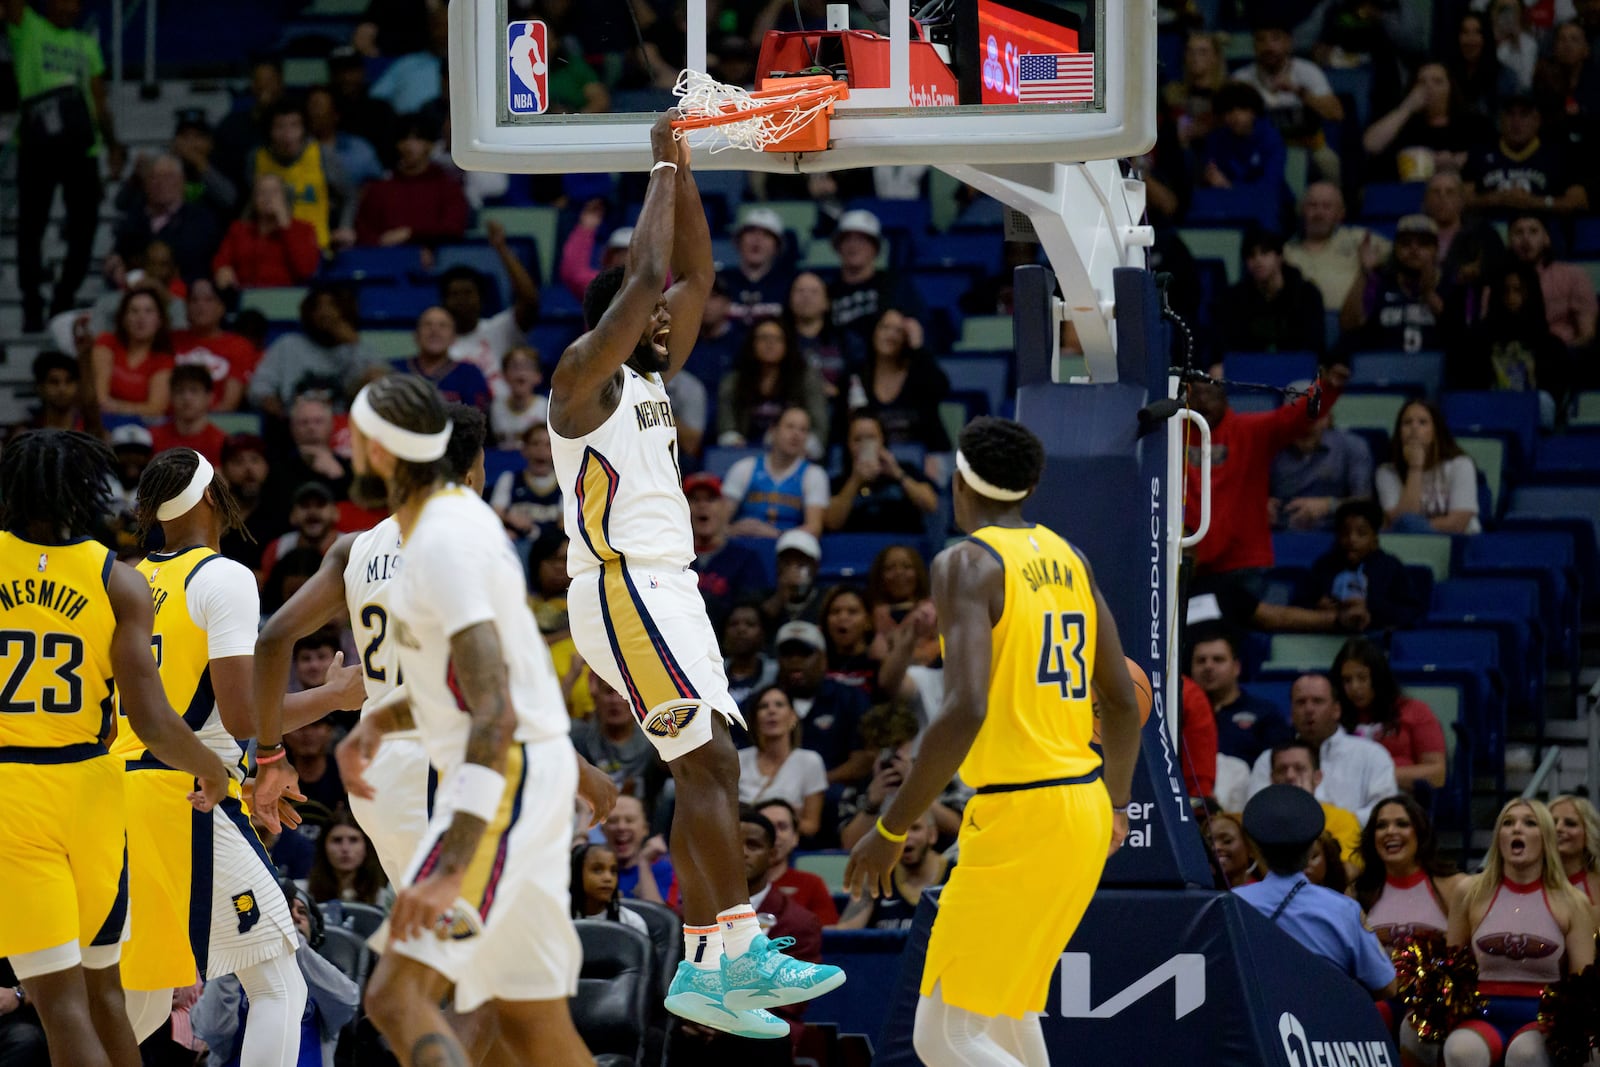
[350,386,453,462]
[955,450,1029,502]
[156,452,214,521]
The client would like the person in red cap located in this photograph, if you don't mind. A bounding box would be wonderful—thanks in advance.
[686,471,769,626]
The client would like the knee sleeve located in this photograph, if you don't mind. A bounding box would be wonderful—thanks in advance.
[124,987,174,1044]
[235,951,308,1067]
[912,986,1024,1067]
[1443,1029,1494,1067]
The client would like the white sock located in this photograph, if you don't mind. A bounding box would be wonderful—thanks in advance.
[717,904,760,959]
[684,924,722,971]
[235,950,308,1067]
[124,986,174,1043]
[912,984,1024,1067]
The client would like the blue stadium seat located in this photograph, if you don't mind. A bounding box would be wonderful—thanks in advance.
[1502,484,1600,613]
[539,283,585,323]
[1573,216,1600,257]
[1360,182,1424,220]
[433,241,534,310]
[1389,627,1507,790]
[527,324,580,365]
[1456,530,1581,674]
[1326,67,1374,126]
[728,537,777,586]
[1271,532,1333,570]
[1348,351,1443,397]
[1222,352,1320,391]
[702,446,761,480]
[845,197,933,238]
[322,245,424,283]
[1188,186,1282,231]
[1530,435,1600,484]
[941,356,1011,416]
[484,448,525,489]
[357,284,436,327]
[1441,391,1540,470]
[914,233,1004,276]
[818,534,927,582]
[1240,681,1291,718]
[1428,577,1544,719]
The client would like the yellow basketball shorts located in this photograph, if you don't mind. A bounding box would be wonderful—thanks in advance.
[921,777,1112,1019]
[0,746,129,960]
[121,766,296,990]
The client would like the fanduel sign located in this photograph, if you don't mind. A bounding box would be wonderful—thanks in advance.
[1279,1012,1396,1067]
[1057,952,1205,1020]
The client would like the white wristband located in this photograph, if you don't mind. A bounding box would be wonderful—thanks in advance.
[651,160,678,174]
[444,763,506,823]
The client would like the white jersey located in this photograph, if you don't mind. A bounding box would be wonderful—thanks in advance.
[549,366,694,574]
[389,488,569,778]
[343,517,415,740]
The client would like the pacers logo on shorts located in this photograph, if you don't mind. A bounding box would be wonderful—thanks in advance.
[644,703,699,739]
[232,892,261,934]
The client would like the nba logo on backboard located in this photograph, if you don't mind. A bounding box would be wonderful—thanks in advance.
[506,21,548,115]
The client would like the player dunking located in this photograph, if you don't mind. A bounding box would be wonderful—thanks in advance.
[0,431,229,1067]
[337,376,598,1066]
[845,417,1143,1067]
[548,115,843,1037]
[121,448,366,1064]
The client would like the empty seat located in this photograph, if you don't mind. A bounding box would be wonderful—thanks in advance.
[315,925,371,988]
[845,197,932,237]
[1442,391,1540,469]
[1349,351,1444,397]
[1223,352,1321,391]
[361,330,416,359]
[1573,216,1600,256]
[357,284,436,327]
[917,233,1004,276]
[1428,577,1544,717]
[323,900,387,939]
[1572,391,1600,429]
[1361,182,1425,219]
[702,446,761,480]
[211,412,262,437]
[322,245,424,283]
[485,448,525,489]
[620,899,683,1003]
[1271,532,1334,570]
[819,534,926,582]
[1456,529,1579,674]
[527,324,579,364]
[1261,633,1347,673]
[942,355,1011,413]
[1389,628,1506,775]
[1188,186,1283,231]
[728,536,777,586]
[794,851,850,892]
[476,205,559,288]
[1530,435,1600,483]
[1456,436,1505,517]
[571,920,652,1066]
[1178,228,1243,284]
[953,315,1014,353]
[239,286,308,322]
[1330,391,1406,434]
[1379,533,1452,582]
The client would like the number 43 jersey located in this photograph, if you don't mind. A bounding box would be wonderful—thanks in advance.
[959,524,1101,789]
[345,516,413,738]
[550,366,694,574]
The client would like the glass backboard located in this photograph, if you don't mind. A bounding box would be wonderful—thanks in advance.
[451,0,1155,174]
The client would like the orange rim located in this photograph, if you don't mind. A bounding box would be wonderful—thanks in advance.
[670,78,849,131]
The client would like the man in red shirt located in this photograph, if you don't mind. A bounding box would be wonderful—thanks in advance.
[1183,365,1348,594]
[756,797,840,925]
[352,117,468,248]
[149,364,227,463]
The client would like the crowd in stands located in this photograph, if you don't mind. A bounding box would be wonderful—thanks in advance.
[5,0,1600,1062]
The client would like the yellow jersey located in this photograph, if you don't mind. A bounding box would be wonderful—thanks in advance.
[253,140,330,248]
[0,532,117,750]
[958,524,1100,789]
[112,547,249,776]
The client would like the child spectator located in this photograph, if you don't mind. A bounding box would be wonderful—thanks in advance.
[392,307,491,410]
[723,407,830,539]
[1293,499,1425,632]
[1216,227,1327,356]
[353,114,469,248]
[737,686,828,837]
[211,173,320,289]
[569,842,650,936]
[1375,400,1481,534]
[172,278,257,411]
[1197,81,1288,200]
[1332,638,1447,791]
[490,422,561,539]
[307,811,390,908]
[489,346,548,448]
[27,350,83,431]
[91,288,175,418]
[150,364,227,463]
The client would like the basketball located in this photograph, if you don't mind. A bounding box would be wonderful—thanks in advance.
[1092,656,1154,744]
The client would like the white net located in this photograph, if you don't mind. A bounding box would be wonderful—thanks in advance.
[671,69,841,153]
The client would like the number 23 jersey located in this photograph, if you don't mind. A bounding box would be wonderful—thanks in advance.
[550,366,693,574]
[959,524,1100,789]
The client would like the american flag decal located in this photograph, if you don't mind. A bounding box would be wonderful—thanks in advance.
[1018,52,1095,103]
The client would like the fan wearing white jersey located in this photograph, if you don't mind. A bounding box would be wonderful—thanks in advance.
[251,404,488,884]
[334,375,599,1067]
[548,114,843,1039]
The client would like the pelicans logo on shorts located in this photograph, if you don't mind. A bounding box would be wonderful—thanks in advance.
[644,704,699,739]
[232,892,261,934]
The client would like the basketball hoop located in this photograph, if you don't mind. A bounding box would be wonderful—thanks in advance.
[670,70,850,154]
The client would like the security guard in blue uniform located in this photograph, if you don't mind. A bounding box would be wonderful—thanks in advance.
[1236,785,1398,998]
